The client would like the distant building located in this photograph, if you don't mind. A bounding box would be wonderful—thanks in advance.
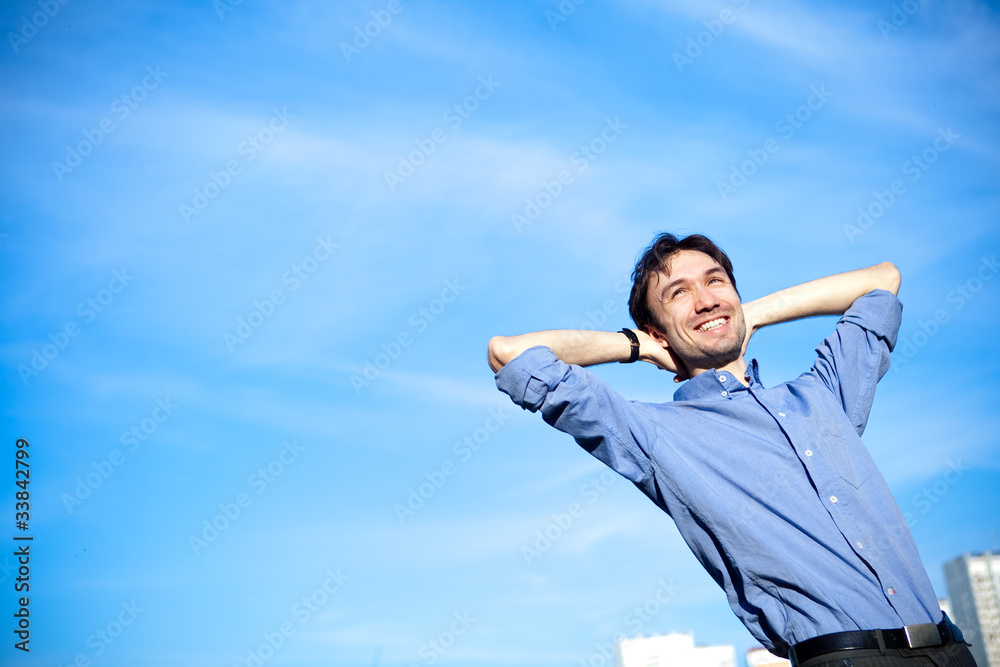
[615,631,735,667]
[944,552,1000,667]
[746,646,790,667]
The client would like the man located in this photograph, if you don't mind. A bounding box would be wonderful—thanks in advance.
[488,233,975,667]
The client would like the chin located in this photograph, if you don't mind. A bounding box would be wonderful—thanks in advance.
[695,342,742,369]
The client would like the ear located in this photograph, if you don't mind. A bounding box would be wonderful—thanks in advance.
[644,325,671,349]
[645,324,691,380]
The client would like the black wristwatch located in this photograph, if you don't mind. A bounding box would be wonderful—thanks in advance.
[619,328,640,363]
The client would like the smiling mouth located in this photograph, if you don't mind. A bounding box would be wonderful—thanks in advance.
[696,317,727,332]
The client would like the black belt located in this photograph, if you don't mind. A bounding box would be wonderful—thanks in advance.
[789,616,964,667]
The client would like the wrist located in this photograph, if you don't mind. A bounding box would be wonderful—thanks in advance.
[618,328,640,363]
[633,329,657,363]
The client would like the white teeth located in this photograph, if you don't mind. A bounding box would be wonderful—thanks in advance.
[698,318,726,332]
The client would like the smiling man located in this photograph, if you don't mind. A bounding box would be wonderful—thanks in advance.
[488,233,975,667]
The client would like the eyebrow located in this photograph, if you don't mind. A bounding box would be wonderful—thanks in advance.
[659,267,727,298]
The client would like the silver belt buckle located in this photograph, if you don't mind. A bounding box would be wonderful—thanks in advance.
[903,623,942,648]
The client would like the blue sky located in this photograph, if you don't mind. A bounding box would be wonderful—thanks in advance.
[1,0,998,665]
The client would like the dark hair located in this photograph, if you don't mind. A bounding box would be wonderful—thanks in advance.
[628,233,738,332]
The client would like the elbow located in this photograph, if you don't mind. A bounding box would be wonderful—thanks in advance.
[879,262,901,296]
[488,336,512,373]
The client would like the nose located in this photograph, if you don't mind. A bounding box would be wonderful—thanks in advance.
[693,284,720,313]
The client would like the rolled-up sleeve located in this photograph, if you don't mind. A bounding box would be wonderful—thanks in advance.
[495,346,654,484]
[809,290,903,435]
[494,346,566,413]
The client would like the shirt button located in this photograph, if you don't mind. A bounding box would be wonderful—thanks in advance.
[778,412,786,417]
[719,374,728,382]
[887,588,895,596]
[721,391,728,397]
[805,450,813,457]
[857,542,864,549]
[829,496,838,503]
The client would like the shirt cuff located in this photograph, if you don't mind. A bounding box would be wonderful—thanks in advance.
[494,346,568,412]
[838,289,903,351]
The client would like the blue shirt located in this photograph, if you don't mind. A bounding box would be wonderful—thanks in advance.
[495,290,941,654]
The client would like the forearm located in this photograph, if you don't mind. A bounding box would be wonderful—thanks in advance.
[744,262,900,332]
[488,329,639,372]
[488,330,631,372]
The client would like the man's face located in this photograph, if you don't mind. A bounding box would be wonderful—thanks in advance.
[645,249,747,375]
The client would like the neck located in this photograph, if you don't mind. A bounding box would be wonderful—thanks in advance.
[687,356,749,387]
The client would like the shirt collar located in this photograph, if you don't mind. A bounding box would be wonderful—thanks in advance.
[672,358,763,402]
